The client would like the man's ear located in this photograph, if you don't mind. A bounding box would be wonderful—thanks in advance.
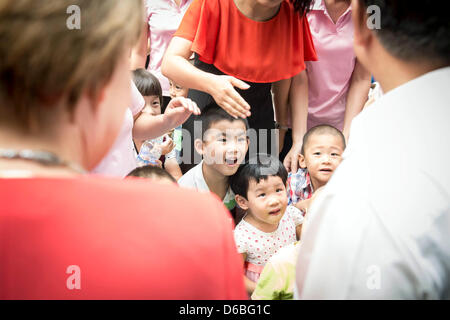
[351,0,373,50]
[235,194,249,211]
[194,138,204,156]
[299,153,307,169]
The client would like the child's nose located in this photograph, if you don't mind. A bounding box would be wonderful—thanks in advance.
[226,139,239,151]
[322,154,332,163]
[268,195,280,206]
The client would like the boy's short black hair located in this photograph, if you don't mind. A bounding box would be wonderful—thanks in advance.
[230,154,288,199]
[360,0,450,64]
[301,124,346,155]
[126,165,177,183]
[199,102,249,141]
[132,68,163,103]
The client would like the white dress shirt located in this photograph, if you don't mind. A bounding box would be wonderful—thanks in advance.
[296,67,450,299]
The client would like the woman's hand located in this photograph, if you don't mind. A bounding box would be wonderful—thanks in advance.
[207,74,252,119]
[164,97,201,129]
[283,141,302,173]
[159,137,175,155]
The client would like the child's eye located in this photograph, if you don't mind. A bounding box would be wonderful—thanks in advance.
[276,188,283,192]
[219,138,227,143]
[257,193,266,198]
[238,137,247,143]
[313,152,321,156]
[176,86,182,90]
[331,153,339,157]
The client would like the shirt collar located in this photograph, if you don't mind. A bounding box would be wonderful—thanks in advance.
[311,0,352,14]
[194,160,209,191]
[196,161,236,208]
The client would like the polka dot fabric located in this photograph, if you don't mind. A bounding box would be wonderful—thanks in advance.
[234,206,304,266]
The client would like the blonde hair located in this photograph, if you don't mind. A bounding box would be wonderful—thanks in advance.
[0,0,142,130]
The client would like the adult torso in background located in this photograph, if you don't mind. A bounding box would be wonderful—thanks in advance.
[306,0,355,131]
[146,0,193,97]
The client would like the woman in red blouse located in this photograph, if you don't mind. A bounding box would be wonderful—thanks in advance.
[0,0,246,300]
[162,0,317,171]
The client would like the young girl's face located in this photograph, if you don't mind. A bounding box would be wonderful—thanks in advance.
[169,80,189,99]
[143,95,161,116]
[242,175,288,232]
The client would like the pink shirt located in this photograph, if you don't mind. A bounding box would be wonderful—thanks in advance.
[146,0,193,96]
[305,0,355,131]
[92,81,145,178]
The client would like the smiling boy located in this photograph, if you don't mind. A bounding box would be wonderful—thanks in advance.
[178,103,249,211]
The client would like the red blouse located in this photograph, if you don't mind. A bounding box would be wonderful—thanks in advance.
[174,0,318,83]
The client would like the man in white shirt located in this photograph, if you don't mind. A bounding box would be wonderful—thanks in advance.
[296,0,450,299]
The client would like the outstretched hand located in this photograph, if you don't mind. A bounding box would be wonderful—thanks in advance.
[164,97,201,129]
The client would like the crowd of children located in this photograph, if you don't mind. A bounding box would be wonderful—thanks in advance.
[1,0,448,301]
[125,64,347,298]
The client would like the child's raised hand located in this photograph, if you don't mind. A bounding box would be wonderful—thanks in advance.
[160,137,175,155]
[206,74,252,119]
[164,97,201,129]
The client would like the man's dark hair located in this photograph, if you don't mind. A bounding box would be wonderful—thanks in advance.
[301,124,346,155]
[126,165,177,183]
[230,154,288,199]
[132,69,163,103]
[360,0,450,64]
[199,102,249,141]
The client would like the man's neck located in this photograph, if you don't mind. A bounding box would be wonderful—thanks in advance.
[202,162,229,201]
[373,53,448,94]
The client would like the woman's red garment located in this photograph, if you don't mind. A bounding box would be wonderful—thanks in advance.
[174,0,318,83]
[0,176,247,299]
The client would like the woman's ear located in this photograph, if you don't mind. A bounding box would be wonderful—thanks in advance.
[235,194,249,211]
[194,138,204,156]
[299,153,307,169]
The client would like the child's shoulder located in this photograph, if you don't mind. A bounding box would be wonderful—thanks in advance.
[285,205,303,217]
[282,205,304,225]
[234,217,249,234]
[178,162,204,188]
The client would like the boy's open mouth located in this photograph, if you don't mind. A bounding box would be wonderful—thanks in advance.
[319,168,332,173]
[225,158,238,165]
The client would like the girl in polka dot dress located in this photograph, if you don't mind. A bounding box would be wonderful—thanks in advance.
[230,154,304,295]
